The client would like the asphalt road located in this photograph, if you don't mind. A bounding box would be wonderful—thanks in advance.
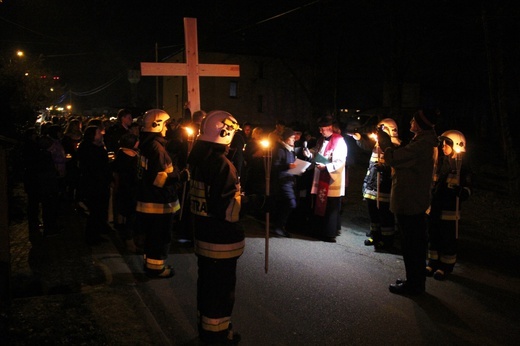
[115,212,520,346]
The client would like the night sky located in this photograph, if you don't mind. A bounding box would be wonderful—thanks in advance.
[1,0,519,127]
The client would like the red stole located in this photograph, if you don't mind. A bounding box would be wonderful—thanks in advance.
[314,134,341,216]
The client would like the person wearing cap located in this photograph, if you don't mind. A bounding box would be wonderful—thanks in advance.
[268,119,286,144]
[271,127,298,237]
[377,109,440,295]
[303,115,348,243]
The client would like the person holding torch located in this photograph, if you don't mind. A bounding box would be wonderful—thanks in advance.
[348,118,401,250]
[377,109,439,295]
[427,130,471,281]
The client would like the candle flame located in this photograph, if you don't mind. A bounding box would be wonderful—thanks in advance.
[260,139,270,149]
[369,133,378,141]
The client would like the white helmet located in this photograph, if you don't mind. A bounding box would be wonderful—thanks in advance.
[142,109,170,133]
[378,118,399,137]
[198,110,240,145]
[439,130,466,153]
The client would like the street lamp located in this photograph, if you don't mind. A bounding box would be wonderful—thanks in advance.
[260,139,272,273]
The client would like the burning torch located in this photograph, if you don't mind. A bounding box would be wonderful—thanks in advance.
[260,138,272,273]
[454,147,462,239]
[179,126,195,221]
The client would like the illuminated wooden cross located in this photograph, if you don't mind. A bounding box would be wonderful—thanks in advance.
[140,17,240,114]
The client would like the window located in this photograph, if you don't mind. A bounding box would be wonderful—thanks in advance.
[229,81,238,98]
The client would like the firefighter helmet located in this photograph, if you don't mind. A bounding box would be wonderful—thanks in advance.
[198,110,240,145]
[142,109,170,133]
[378,118,399,137]
[439,130,466,153]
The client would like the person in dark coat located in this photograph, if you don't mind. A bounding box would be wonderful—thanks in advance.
[77,125,112,246]
[271,127,297,237]
[112,133,142,253]
[104,108,132,153]
[378,109,439,295]
[22,128,42,234]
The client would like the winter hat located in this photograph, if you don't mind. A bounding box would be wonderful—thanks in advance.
[413,109,437,130]
[282,127,295,140]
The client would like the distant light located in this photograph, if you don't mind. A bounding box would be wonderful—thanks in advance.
[50,88,54,92]
[16,50,24,57]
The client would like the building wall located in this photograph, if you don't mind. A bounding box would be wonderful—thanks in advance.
[161,52,314,128]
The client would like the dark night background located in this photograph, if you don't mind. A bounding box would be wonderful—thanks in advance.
[1,0,519,191]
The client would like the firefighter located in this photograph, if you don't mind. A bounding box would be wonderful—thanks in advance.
[137,109,189,278]
[349,118,401,249]
[427,130,471,280]
[187,110,243,344]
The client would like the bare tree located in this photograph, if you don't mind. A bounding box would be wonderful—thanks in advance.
[481,1,519,193]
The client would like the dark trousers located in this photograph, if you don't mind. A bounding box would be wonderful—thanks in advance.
[428,218,457,271]
[197,255,238,341]
[367,199,395,240]
[273,181,297,230]
[396,213,428,290]
[313,196,341,238]
[84,189,109,243]
[138,212,173,261]
[25,181,41,231]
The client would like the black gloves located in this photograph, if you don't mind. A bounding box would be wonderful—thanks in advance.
[377,127,392,151]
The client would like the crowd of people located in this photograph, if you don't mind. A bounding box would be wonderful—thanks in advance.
[21,106,471,343]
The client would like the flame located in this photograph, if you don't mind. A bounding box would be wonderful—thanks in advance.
[184,126,194,136]
[260,139,270,149]
[369,133,378,141]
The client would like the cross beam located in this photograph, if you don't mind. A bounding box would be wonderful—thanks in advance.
[140,17,240,114]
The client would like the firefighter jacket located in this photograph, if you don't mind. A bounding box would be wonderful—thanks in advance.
[429,155,471,221]
[383,129,439,215]
[136,132,180,215]
[356,135,397,202]
[188,140,244,259]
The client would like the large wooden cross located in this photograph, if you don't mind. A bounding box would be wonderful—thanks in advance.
[140,17,240,115]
